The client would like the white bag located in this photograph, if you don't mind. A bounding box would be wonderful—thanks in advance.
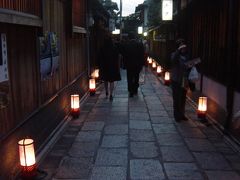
[188,66,199,82]
[139,67,145,84]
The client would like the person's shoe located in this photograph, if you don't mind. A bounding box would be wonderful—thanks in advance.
[182,116,188,121]
[109,95,113,101]
[129,93,134,97]
[174,116,181,122]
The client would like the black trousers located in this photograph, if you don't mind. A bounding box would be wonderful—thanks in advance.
[171,81,187,121]
[126,69,140,94]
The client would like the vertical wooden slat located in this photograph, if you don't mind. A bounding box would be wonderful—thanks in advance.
[0,0,41,17]
[0,0,88,138]
[0,22,39,137]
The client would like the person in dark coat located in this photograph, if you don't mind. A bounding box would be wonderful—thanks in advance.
[170,39,191,122]
[99,35,121,101]
[121,34,145,97]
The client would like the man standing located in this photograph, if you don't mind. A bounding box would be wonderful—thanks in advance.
[170,39,191,122]
[121,34,144,97]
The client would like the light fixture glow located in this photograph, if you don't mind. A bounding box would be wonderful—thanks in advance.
[162,0,173,21]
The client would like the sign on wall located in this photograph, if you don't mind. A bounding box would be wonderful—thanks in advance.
[162,0,173,21]
[0,34,9,83]
[39,32,59,80]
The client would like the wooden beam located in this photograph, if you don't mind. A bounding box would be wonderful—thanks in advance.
[0,8,42,27]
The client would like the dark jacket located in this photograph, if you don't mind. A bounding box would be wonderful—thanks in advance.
[98,39,121,82]
[170,50,190,84]
[121,40,144,71]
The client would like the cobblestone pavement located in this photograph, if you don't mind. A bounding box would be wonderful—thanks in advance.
[40,69,240,180]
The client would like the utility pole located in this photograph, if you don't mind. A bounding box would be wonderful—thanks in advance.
[120,0,122,40]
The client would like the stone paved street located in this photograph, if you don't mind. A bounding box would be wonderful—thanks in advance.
[40,69,240,180]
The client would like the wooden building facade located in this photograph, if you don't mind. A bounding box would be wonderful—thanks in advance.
[177,0,240,140]
[148,0,240,141]
[0,0,90,178]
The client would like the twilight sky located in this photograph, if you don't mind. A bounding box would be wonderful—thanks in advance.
[112,0,144,17]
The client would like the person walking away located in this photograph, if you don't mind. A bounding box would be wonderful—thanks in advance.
[121,34,144,97]
[98,35,121,101]
[170,40,191,122]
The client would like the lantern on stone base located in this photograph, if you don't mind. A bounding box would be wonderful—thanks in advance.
[164,71,170,85]
[147,57,150,63]
[197,97,207,119]
[157,65,162,76]
[148,58,153,65]
[18,139,36,178]
[89,78,96,96]
[152,61,157,70]
[71,94,80,118]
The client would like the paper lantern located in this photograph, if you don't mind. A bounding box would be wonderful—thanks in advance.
[197,97,207,118]
[89,78,96,95]
[71,94,80,118]
[152,61,157,69]
[18,139,36,177]
[147,57,150,63]
[148,58,153,65]
[157,66,162,75]
[164,71,170,85]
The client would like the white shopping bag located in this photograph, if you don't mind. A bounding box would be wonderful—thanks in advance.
[139,67,145,84]
[188,66,199,83]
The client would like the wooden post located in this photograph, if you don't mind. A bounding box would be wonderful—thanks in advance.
[120,0,122,41]
[225,0,238,129]
[86,0,91,77]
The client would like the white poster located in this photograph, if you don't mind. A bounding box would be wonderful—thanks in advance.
[39,32,59,80]
[0,34,9,83]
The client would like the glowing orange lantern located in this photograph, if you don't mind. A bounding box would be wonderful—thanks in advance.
[157,65,162,76]
[152,61,157,69]
[148,58,153,65]
[71,94,80,118]
[18,139,36,177]
[197,97,207,118]
[164,71,170,85]
[89,78,96,95]
[94,69,99,79]
[147,57,150,63]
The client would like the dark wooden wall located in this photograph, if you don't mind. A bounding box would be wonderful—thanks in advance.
[178,0,240,92]
[148,25,176,70]
[41,0,87,100]
[235,0,240,91]
[73,0,86,27]
[0,0,88,178]
[148,0,240,139]
[184,0,229,86]
[0,23,39,137]
[89,24,105,72]
[0,0,88,140]
[41,0,68,102]
[149,0,240,92]
[0,0,41,16]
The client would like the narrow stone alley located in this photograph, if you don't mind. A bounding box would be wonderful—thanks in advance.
[40,69,240,180]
